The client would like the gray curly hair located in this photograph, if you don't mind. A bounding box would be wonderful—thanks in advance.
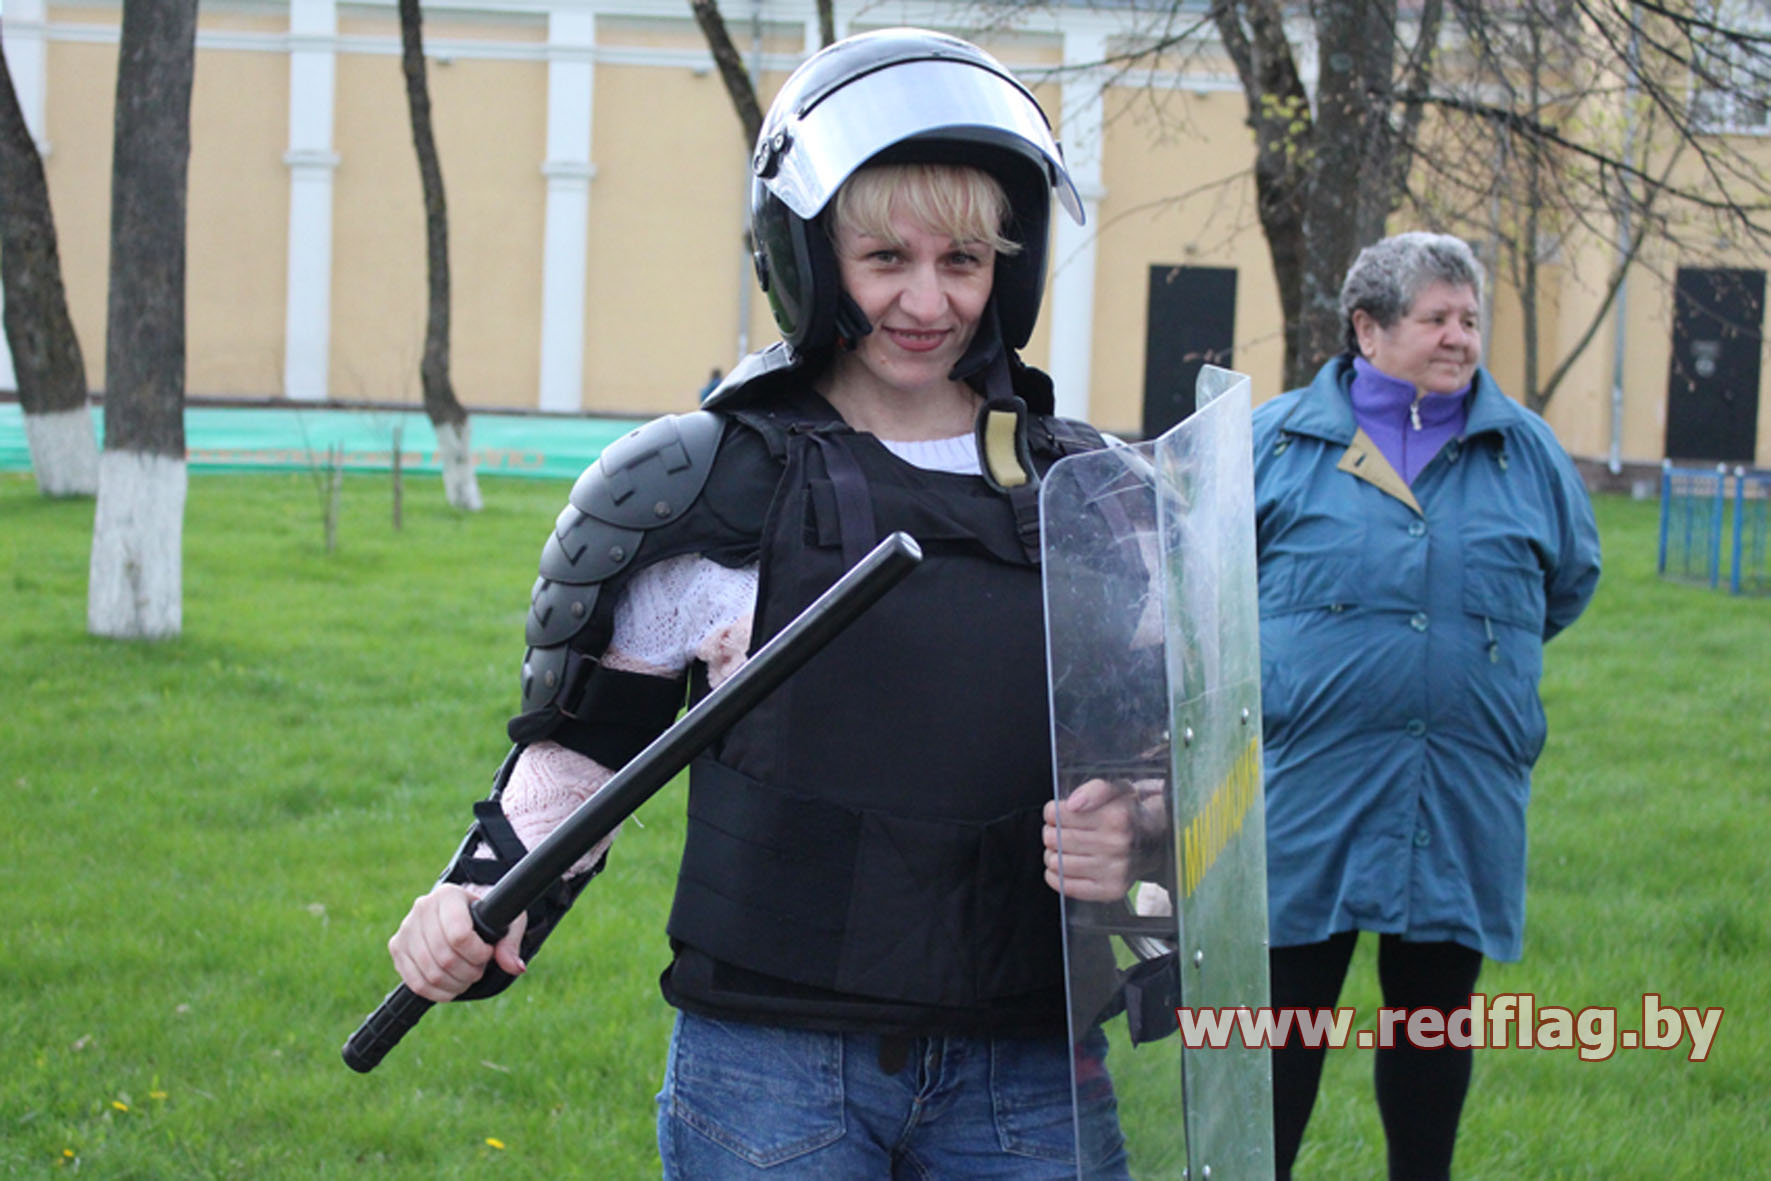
[1339,232,1485,353]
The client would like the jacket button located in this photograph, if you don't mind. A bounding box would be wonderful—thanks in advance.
[1408,520,1427,538]
[1413,828,1432,848]
[1410,612,1429,631]
[1406,718,1426,737]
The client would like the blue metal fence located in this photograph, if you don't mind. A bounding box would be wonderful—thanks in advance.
[1659,460,1771,595]
[1731,467,1771,595]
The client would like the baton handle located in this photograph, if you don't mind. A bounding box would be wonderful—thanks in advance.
[344,531,923,1074]
[342,983,433,1073]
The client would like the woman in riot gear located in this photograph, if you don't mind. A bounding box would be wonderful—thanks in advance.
[382,28,1138,1177]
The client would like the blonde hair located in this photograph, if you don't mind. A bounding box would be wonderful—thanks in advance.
[827,163,1022,256]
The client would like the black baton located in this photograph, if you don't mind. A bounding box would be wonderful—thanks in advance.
[343,531,923,1073]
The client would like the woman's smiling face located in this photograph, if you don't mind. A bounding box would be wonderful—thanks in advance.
[830,212,996,400]
[1355,279,1482,395]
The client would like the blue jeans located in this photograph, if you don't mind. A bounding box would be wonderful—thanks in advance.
[657,1011,1130,1179]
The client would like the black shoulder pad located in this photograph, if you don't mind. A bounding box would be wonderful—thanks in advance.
[701,343,811,411]
[569,410,725,529]
[526,411,723,649]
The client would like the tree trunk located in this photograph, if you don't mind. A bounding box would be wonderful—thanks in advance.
[689,0,764,149]
[1295,1,1401,384]
[1519,17,1544,411]
[0,25,97,496]
[88,0,197,640]
[397,0,480,511]
[1213,0,1428,387]
[1213,0,1310,383]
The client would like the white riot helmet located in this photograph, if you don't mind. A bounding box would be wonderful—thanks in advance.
[749,28,1084,361]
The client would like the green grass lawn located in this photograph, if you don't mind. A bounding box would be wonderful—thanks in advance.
[2,471,1766,1178]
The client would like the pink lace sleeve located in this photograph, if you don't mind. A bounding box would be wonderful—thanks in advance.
[466,556,758,886]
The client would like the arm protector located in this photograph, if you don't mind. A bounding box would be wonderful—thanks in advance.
[511,410,726,765]
[436,745,599,1000]
[434,410,739,1000]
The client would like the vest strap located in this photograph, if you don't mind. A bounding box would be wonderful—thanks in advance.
[806,430,878,569]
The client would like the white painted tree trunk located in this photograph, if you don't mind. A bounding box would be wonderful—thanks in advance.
[434,418,482,511]
[87,450,186,638]
[23,405,100,496]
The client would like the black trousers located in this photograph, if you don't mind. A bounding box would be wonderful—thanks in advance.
[1269,932,1484,1181]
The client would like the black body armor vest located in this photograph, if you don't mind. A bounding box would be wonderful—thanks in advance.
[662,391,1100,1035]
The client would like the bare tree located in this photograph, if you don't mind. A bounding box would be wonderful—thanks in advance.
[0,24,97,496]
[1396,0,1771,412]
[683,0,1771,421]
[815,0,836,51]
[690,0,838,151]
[1208,0,1444,387]
[1102,0,1771,408]
[88,0,198,639]
[397,0,481,511]
[690,0,765,148]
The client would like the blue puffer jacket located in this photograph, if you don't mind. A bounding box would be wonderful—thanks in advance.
[1252,355,1600,960]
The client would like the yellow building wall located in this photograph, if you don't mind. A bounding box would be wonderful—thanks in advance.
[1482,261,1570,425]
[187,41,290,398]
[1623,261,1675,465]
[1095,82,1284,432]
[1622,133,1771,466]
[330,38,431,403]
[432,54,548,409]
[26,3,1768,467]
[1510,226,1685,468]
[1538,234,1624,460]
[584,52,754,414]
[40,31,117,393]
[329,10,547,407]
[1573,218,1771,468]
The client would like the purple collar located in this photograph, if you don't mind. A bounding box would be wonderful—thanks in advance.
[1349,357,1469,425]
[1347,357,1470,484]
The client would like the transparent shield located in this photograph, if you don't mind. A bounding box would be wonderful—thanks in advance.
[1042,367,1273,1179]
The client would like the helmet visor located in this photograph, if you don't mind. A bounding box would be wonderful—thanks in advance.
[760,56,1085,226]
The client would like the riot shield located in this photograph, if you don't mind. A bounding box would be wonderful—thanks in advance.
[1042,366,1273,1179]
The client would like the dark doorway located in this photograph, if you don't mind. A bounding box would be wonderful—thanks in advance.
[1143,264,1236,439]
[1666,267,1764,463]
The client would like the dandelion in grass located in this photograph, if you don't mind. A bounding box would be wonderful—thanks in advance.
[112,1100,129,1112]
[485,1137,506,1150]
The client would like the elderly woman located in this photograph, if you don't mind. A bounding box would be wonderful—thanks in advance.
[380,28,1132,1179]
[1252,232,1601,1179]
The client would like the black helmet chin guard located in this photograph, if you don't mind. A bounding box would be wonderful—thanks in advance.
[748,28,1084,361]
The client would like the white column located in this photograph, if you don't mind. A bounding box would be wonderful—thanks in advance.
[0,0,51,391]
[3,0,48,145]
[537,7,595,413]
[1045,28,1107,423]
[282,0,339,401]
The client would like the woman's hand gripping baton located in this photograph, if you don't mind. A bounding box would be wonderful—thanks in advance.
[343,532,923,1073]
